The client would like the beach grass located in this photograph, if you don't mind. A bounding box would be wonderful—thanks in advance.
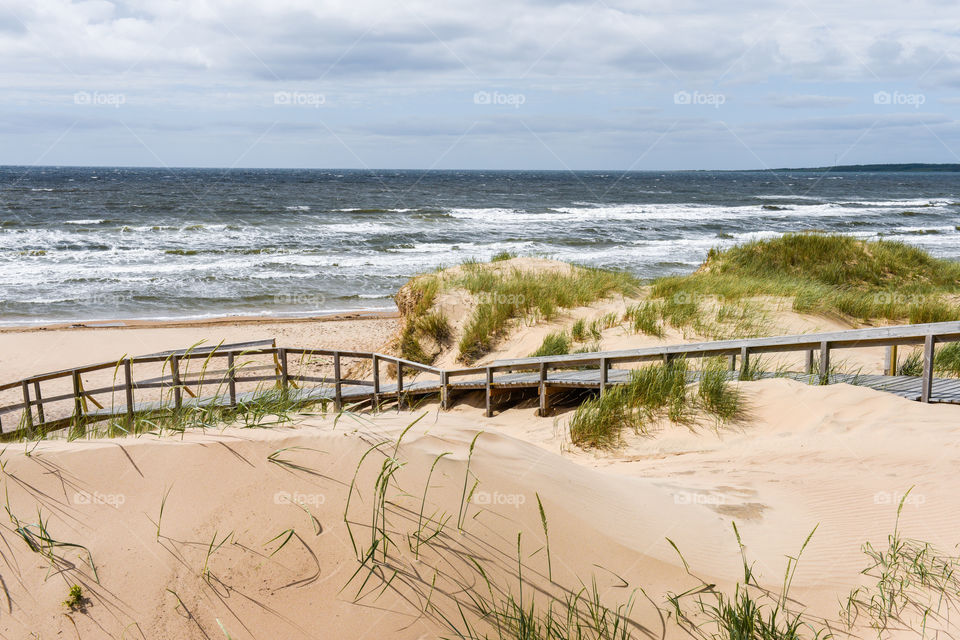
[668,524,827,640]
[842,489,960,636]
[530,331,573,357]
[440,261,638,363]
[569,358,743,449]
[651,233,960,324]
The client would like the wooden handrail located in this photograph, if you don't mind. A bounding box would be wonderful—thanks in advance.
[1,321,959,434]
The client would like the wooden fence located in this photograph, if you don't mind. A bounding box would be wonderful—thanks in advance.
[1,321,959,438]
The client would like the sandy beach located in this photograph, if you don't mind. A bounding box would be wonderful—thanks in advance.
[1,252,959,639]
[2,380,958,638]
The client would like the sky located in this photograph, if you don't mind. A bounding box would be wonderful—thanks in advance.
[0,0,958,170]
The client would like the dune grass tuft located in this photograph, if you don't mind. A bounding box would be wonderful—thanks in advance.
[623,302,664,337]
[669,523,827,640]
[842,488,960,637]
[569,358,743,449]
[530,331,573,358]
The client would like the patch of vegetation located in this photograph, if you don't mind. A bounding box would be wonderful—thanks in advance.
[63,584,86,611]
[652,233,960,324]
[455,263,638,363]
[897,351,924,377]
[668,524,828,640]
[935,342,960,376]
[569,358,743,449]
[395,275,445,364]
[491,250,516,262]
[530,331,573,357]
[842,489,960,637]
[344,422,643,640]
[623,302,664,337]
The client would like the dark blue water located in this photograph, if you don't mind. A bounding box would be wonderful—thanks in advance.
[1,167,958,324]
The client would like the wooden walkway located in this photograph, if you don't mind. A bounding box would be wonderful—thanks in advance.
[3,321,960,437]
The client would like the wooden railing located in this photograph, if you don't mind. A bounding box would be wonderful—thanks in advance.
[0,339,441,437]
[1,321,959,436]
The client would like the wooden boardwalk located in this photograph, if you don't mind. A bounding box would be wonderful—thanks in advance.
[3,321,960,437]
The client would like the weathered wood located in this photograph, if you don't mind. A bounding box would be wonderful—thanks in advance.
[372,354,381,410]
[71,370,84,425]
[599,358,609,396]
[738,346,750,381]
[492,321,960,370]
[20,380,33,432]
[538,363,549,416]
[728,354,736,371]
[485,367,493,418]
[805,350,815,374]
[279,348,289,390]
[441,371,450,410]
[396,360,404,409]
[227,352,237,406]
[170,355,183,410]
[819,341,830,385]
[124,359,134,425]
[884,345,898,376]
[32,380,44,424]
[922,335,935,403]
[333,352,343,411]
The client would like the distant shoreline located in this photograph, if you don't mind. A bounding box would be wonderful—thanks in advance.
[2,163,958,172]
[0,308,400,333]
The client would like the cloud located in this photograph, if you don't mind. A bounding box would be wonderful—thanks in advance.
[768,94,856,109]
[0,0,958,168]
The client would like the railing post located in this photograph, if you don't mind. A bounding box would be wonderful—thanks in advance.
[599,358,609,396]
[440,370,450,410]
[538,362,549,417]
[738,346,750,381]
[921,335,935,403]
[124,358,134,426]
[805,349,815,375]
[20,380,33,433]
[372,355,381,411]
[485,367,493,418]
[227,352,237,407]
[728,354,736,371]
[71,369,84,430]
[886,345,899,376]
[279,348,289,390]
[333,351,343,411]
[170,355,182,410]
[819,341,830,385]
[32,380,44,425]
[396,359,404,409]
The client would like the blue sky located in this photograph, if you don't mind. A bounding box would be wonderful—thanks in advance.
[1,0,958,169]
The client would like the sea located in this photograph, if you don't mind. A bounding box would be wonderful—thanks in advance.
[1,166,958,325]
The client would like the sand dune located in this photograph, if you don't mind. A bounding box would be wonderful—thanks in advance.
[2,376,958,638]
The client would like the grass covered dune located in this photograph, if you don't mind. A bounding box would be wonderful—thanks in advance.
[653,233,960,323]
